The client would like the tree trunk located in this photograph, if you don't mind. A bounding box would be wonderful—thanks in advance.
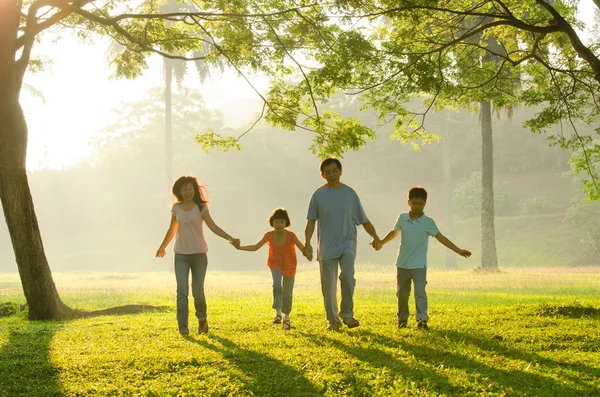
[0,4,70,320]
[479,101,499,271]
[164,58,173,190]
[440,111,458,270]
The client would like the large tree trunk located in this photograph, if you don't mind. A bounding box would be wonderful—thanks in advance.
[164,58,173,189]
[440,111,458,270]
[0,3,70,320]
[479,101,499,271]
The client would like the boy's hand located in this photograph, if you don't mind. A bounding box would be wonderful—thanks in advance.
[230,239,241,249]
[458,249,471,258]
[370,239,382,251]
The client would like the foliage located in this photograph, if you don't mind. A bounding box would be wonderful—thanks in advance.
[452,172,511,219]
[1,270,599,396]
[518,196,557,215]
[565,197,600,260]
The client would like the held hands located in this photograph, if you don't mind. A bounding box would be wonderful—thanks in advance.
[229,238,241,249]
[370,238,382,251]
[458,249,472,258]
[303,244,313,261]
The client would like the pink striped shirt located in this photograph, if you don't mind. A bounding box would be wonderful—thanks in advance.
[171,204,209,254]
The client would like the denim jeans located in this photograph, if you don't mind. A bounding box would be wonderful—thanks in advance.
[271,269,295,314]
[396,267,428,321]
[174,253,208,331]
[319,252,356,325]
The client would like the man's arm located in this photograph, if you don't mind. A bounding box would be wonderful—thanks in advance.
[435,232,472,258]
[362,221,381,249]
[304,219,316,261]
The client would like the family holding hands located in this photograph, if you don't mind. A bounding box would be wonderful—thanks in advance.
[156,158,471,336]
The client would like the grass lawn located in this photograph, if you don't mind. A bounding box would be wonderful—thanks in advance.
[1,267,599,396]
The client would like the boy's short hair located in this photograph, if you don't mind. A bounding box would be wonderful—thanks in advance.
[269,208,291,227]
[320,158,342,173]
[408,186,428,201]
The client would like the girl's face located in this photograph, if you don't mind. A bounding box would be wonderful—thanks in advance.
[180,183,196,202]
[272,218,287,230]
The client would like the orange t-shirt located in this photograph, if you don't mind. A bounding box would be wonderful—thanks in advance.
[264,230,298,277]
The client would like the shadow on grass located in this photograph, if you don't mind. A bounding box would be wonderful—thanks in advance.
[537,304,600,318]
[191,334,324,396]
[0,322,64,397]
[313,329,597,396]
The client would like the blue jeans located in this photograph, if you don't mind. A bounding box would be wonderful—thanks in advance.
[319,252,356,325]
[271,269,295,314]
[396,267,428,321]
[174,253,208,331]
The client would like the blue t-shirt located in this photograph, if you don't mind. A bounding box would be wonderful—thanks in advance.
[307,184,369,261]
[394,213,440,269]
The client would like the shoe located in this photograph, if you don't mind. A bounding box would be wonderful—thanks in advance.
[326,323,341,331]
[342,317,360,329]
[198,319,209,334]
[273,315,282,324]
[417,320,429,330]
[282,319,291,330]
[179,328,189,336]
[398,320,407,329]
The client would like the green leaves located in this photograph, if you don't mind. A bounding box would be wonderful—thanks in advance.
[195,128,242,152]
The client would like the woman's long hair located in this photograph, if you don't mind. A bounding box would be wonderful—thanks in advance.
[172,176,208,210]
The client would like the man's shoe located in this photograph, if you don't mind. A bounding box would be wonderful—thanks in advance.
[198,319,209,334]
[417,320,429,330]
[179,328,189,336]
[342,317,360,329]
[398,320,407,329]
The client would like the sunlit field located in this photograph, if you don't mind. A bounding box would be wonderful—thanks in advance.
[1,266,599,396]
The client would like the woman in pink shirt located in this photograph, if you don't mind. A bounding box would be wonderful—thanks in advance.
[156,176,239,336]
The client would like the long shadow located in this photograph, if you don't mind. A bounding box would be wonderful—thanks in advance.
[296,330,459,395]
[0,322,64,397]
[342,329,597,396]
[191,334,325,396]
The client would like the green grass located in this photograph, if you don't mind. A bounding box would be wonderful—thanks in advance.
[1,267,599,396]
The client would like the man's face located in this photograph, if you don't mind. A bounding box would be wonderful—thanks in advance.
[408,197,426,215]
[321,163,341,183]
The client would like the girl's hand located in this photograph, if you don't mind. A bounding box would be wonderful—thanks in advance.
[156,248,166,258]
[230,238,241,249]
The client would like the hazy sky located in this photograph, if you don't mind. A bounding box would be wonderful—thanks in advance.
[19,1,598,170]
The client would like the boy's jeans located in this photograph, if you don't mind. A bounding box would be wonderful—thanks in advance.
[174,253,208,331]
[271,269,295,315]
[396,267,428,322]
[319,252,356,325]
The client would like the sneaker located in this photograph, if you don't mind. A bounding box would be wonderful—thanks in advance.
[179,328,189,336]
[417,320,429,330]
[198,319,209,334]
[398,320,407,329]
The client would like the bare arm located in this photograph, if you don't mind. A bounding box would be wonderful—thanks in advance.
[435,232,472,258]
[292,233,306,252]
[156,215,178,258]
[304,219,316,261]
[379,229,400,248]
[203,209,238,244]
[236,236,267,252]
[362,221,381,249]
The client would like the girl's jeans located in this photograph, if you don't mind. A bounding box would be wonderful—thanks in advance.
[271,269,295,314]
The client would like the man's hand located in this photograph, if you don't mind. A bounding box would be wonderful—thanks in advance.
[304,244,313,261]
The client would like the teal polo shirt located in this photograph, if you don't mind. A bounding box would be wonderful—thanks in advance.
[394,213,440,269]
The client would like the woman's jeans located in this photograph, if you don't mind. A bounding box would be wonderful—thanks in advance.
[271,269,295,314]
[174,253,208,331]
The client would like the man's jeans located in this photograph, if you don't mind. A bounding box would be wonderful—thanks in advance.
[174,253,208,331]
[271,269,295,314]
[396,267,428,321]
[319,252,356,325]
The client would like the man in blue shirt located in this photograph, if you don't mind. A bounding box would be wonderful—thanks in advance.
[375,186,471,330]
[304,158,381,330]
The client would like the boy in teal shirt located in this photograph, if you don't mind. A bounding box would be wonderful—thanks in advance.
[374,186,471,330]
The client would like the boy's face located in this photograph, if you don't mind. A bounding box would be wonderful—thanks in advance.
[408,197,426,215]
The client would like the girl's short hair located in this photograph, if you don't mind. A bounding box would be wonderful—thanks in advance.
[269,208,291,227]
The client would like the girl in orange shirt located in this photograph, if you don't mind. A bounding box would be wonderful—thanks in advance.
[232,208,307,330]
